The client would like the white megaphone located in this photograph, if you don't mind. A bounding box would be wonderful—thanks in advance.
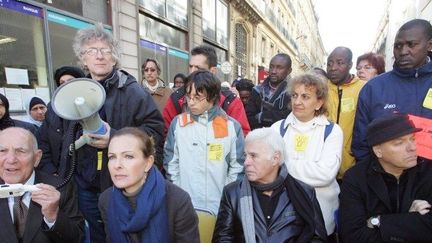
[51,78,107,150]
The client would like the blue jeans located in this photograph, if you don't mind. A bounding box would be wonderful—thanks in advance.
[78,186,106,243]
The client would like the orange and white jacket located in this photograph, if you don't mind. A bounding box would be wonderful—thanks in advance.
[164,105,245,215]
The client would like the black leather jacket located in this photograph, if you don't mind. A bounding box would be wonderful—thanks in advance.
[213,173,327,243]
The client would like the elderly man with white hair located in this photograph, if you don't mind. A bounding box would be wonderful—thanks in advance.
[213,127,327,243]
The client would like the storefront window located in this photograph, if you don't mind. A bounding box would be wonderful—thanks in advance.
[140,39,168,82]
[141,0,165,17]
[168,48,188,83]
[0,1,49,111]
[202,0,216,40]
[203,0,228,47]
[216,1,228,47]
[140,40,189,85]
[33,0,108,24]
[139,14,187,50]
[140,0,188,28]
[166,0,188,27]
[48,11,93,74]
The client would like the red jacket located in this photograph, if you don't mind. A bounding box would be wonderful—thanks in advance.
[163,92,250,137]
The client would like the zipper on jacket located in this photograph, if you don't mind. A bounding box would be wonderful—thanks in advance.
[336,87,343,124]
[396,179,400,212]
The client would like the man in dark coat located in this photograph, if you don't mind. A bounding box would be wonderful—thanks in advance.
[246,53,292,130]
[0,127,84,243]
[213,127,327,243]
[339,113,432,242]
[37,24,164,242]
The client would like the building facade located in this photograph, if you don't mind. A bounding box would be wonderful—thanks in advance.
[372,0,432,71]
[229,0,326,83]
[0,0,325,115]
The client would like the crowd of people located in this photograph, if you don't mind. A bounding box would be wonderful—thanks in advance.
[0,18,431,243]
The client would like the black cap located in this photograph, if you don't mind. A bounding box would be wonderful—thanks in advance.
[367,113,422,146]
[54,66,85,87]
[29,97,46,110]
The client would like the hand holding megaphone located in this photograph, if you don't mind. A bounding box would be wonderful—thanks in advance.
[87,121,111,149]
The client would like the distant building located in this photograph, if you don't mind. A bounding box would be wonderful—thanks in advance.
[372,0,432,71]
[0,0,326,116]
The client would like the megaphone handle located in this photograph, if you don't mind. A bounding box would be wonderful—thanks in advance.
[73,135,89,151]
[57,123,81,189]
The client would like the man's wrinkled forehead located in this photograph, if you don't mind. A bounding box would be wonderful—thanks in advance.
[0,129,33,150]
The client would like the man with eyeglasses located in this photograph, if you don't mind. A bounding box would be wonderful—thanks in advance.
[164,70,244,216]
[353,19,432,163]
[38,23,164,243]
[326,46,366,181]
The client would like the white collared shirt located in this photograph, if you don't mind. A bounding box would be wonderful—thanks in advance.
[7,171,56,228]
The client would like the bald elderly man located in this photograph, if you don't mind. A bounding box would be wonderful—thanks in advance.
[0,127,84,243]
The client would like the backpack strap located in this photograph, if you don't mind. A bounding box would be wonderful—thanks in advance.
[279,119,288,137]
[324,121,334,141]
[221,89,236,112]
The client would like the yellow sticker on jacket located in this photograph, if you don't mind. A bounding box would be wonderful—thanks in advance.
[341,97,355,112]
[208,143,223,161]
[423,88,432,109]
[97,151,103,171]
[294,134,309,152]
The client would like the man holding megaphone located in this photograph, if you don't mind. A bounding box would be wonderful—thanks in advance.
[37,23,164,243]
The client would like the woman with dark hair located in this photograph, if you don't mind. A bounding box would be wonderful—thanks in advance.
[164,70,244,216]
[271,73,343,241]
[98,127,199,243]
[0,93,37,133]
[173,73,187,90]
[356,52,385,81]
[141,58,173,112]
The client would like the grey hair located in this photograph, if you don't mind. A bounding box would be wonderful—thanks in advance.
[245,127,287,165]
[72,23,121,70]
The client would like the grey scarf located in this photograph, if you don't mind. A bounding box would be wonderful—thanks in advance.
[239,164,289,243]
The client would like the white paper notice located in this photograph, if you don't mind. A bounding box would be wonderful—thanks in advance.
[5,67,29,85]
[4,88,23,111]
[35,87,50,103]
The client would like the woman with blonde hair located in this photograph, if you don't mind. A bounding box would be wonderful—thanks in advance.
[271,73,343,242]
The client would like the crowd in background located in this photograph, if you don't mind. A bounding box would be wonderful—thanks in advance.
[0,18,432,243]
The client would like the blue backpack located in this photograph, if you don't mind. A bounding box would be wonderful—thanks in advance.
[279,119,334,141]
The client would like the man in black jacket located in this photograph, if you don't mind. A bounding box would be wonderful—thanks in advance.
[246,53,292,129]
[213,127,327,243]
[339,113,432,242]
[38,24,164,243]
[0,127,84,243]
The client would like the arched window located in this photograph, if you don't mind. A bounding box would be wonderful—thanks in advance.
[235,23,247,78]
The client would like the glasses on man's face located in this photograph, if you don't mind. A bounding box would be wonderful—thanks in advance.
[82,48,112,56]
[144,68,156,73]
[185,94,207,103]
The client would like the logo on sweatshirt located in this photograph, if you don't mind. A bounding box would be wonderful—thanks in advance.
[384,104,396,109]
